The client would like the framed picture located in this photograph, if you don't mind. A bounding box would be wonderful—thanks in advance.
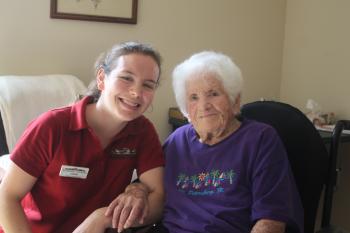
[50,0,138,24]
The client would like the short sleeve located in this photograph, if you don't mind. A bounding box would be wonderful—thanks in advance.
[251,127,303,232]
[10,112,59,177]
[136,118,164,176]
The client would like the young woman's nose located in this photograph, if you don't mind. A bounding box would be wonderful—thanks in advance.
[129,84,142,97]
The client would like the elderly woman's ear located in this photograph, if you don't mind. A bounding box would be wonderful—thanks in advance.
[233,94,241,116]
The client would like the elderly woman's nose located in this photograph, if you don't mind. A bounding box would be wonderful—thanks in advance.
[198,98,212,109]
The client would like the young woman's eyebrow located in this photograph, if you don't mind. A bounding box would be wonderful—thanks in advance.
[119,70,134,76]
[145,79,157,84]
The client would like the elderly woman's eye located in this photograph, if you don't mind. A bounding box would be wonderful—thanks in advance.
[208,91,220,97]
[189,95,198,101]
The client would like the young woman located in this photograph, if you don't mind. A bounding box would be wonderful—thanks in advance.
[0,42,165,233]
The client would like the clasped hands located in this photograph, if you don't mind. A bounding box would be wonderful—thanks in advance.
[73,182,150,233]
[107,182,150,232]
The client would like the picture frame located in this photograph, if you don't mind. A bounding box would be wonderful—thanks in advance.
[50,0,138,24]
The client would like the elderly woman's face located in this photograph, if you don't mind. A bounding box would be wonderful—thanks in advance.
[186,74,239,135]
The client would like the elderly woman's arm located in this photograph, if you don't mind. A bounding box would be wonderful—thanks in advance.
[251,219,286,233]
[0,162,37,233]
[106,167,164,232]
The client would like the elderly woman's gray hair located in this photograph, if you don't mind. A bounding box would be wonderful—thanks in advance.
[172,51,243,117]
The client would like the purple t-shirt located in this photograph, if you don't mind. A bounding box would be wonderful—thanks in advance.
[162,119,303,233]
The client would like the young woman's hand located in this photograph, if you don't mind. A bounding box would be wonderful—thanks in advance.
[105,182,149,233]
[73,207,112,233]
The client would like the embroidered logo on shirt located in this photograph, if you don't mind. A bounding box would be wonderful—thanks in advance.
[176,169,236,196]
[110,147,137,158]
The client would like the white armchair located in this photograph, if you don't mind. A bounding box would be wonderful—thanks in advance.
[0,74,87,180]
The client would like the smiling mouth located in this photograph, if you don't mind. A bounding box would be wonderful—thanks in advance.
[200,113,217,118]
[120,98,141,108]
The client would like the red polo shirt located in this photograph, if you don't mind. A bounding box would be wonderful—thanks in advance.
[5,96,164,233]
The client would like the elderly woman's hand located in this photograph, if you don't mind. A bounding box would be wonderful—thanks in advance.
[105,182,150,232]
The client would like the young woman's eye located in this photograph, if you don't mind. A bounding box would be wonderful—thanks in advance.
[119,76,133,82]
[143,82,157,91]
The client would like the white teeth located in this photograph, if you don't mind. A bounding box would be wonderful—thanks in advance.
[122,99,139,107]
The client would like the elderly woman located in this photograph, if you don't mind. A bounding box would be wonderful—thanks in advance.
[160,51,303,233]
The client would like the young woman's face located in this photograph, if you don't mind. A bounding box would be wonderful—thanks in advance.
[98,53,159,122]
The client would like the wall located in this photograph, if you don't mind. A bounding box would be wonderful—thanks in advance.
[281,0,350,119]
[0,0,286,142]
[282,0,350,230]
[1,0,349,230]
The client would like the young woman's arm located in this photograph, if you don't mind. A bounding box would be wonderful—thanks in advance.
[0,161,37,233]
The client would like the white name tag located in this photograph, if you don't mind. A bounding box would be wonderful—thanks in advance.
[59,165,89,179]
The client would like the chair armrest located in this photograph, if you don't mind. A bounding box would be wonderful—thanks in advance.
[0,166,5,182]
[105,226,152,233]
[0,111,9,156]
[316,225,350,233]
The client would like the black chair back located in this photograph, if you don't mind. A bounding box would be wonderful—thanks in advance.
[321,120,350,230]
[241,101,329,233]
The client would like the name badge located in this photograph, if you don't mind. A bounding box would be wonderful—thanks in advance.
[59,165,89,179]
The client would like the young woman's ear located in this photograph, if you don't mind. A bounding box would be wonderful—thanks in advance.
[96,68,106,91]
